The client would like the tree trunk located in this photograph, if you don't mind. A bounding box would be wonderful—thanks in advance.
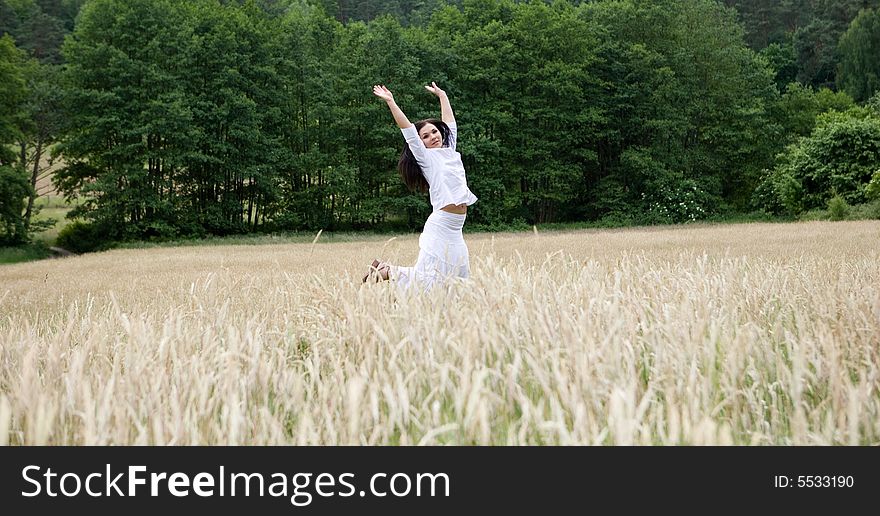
[23,139,44,232]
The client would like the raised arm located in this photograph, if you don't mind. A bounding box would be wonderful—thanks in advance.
[375,84,428,164]
[425,82,454,124]
[373,85,412,129]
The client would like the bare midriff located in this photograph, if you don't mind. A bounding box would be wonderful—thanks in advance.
[440,204,467,214]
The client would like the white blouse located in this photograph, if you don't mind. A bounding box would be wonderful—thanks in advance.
[401,122,478,212]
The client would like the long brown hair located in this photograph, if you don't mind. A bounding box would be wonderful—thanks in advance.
[398,119,450,193]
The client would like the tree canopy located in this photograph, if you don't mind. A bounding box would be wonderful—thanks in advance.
[1,0,878,249]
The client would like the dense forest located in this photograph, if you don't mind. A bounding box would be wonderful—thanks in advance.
[1,0,880,250]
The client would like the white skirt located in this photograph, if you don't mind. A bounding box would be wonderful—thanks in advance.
[391,210,469,290]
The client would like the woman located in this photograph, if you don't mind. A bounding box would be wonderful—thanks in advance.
[365,82,477,290]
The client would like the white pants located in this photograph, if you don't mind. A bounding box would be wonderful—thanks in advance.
[391,211,469,290]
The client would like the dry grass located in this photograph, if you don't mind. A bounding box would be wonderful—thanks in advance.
[1,220,878,445]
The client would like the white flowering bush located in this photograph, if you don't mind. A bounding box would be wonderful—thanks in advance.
[642,178,710,224]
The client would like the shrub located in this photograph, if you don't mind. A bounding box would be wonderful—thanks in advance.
[642,177,712,224]
[868,200,880,220]
[827,195,850,221]
[55,221,112,254]
[760,109,880,213]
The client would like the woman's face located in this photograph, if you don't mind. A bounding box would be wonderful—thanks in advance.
[419,123,443,149]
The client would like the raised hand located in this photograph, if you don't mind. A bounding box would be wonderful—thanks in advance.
[373,85,394,102]
[424,81,446,98]
[427,81,454,123]
[374,84,411,129]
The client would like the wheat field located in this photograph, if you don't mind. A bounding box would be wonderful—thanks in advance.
[1,221,878,445]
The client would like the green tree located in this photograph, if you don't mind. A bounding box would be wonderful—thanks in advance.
[770,82,854,142]
[791,18,839,92]
[501,0,601,224]
[838,7,880,102]
[329,15,423,227]
[57,0,287,239]
[0,35,27,162]
[756,107,880,213]
[0,34,30,244]
[273,2,348,230]
[759,40,798,91]
[725,0,880,90]
[0,0,68,63]
[722,0,787,48]
[176,0,287,235]
[587,0,776,217]
[420,0,603,225]
[15,60,63,234]
[424,0,517,226]
[57,0,194,239]
[0,165,32,244]
[0,33,56,243]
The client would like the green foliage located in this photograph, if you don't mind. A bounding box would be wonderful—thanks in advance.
[588,0,777,214]
[826,194,850,220]
[793,17,839,89]
[757,108,880,214]
[724,0,880,90]
[0,165,31,244]
[441,0,603,224]
[54,219,111,253]
[753,164,805,216]
[841,199,880,220]
[642,175,712,224]
[759,40,798,91]
[0,0,72,63]
[38,0,855,240]
[802,109,880,206]
[0,241,50,263]
[771,83,854,142]
[866,170,880,200]
[58,0,287,239]
[838,8,880,102]
[0,34,27,165]
[0,35,32,245]
[864,200,880,219]
[722,0,794,49]
[867,91,880,115]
